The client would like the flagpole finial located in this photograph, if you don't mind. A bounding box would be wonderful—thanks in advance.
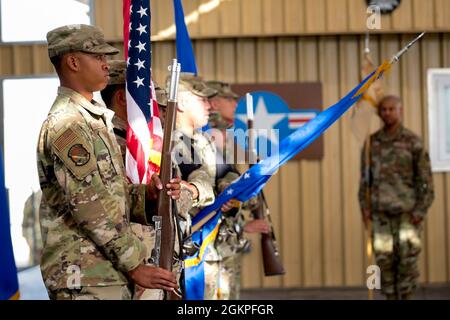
[390,32,425,64]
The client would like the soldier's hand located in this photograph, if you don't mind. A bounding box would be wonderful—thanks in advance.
[148,175,182,200]
[127,264,178,291]
[147,174,163,200]
[166,177,181,200]
[180,181,199,200]
[362,209,371,229]
[244,219,270,234]
[221,200,235,212]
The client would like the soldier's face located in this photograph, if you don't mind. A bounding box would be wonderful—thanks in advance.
[379,99,402,127]
[185,93,211,128]
[74,53,110,92]
[211,97,237,124]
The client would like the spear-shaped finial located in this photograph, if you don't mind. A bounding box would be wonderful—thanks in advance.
[390,32,425,64]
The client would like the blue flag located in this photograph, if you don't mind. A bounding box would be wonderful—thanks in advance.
[184,60,391,300]
[173,0,197,74]
[192,61,392,230]
[183,60,391,299]
[0,149,19,300]
[184,212,221,300]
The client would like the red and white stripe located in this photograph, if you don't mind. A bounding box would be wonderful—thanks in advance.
[288,111,317,129]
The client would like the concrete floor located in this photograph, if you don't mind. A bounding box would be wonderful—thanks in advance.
[18,266,450,300]
[241,284,450,300]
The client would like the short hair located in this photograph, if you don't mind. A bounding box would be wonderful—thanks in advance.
[377,95,402,110]
[50,55,62,72]
[100,84,124,109]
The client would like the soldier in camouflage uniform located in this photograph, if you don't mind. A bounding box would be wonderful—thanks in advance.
[205,80,270,300]
[37,25,180,300]
[165,73,225,299]
[358,95,434,300]
[100,61,188,299]
[22,190,47,265]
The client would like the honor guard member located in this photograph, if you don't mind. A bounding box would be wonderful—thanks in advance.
[359,95,434,300]
[205,80,270,300]
[100,61,187,299]
[166,73,220,297]
[37,25,180,300]
[169,73,217,225]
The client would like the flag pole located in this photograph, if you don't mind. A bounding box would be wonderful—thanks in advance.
[390,32,425,64]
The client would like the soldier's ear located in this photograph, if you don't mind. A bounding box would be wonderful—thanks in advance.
[209,97,219,111]
[115,88,126,108]
[65,54,79,72]
[177,92,188,112]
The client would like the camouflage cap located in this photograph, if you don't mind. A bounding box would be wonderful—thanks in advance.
[175,72,217,98]
[206,80,239,99]
[47,24,119,58]
[154,82,168,107]
[107,60,126,85]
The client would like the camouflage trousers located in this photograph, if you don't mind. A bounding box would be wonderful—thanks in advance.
[49,285,133,300]
[204,254,241,300]
[130,223,183,300]
[372,212,422,297]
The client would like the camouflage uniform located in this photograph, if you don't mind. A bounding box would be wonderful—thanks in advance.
[22,190,50,265]
[203,80,250,300]
[359,125,434,298]
[204,165,248,300]
[101,61,185,300]
[38,25,150,300]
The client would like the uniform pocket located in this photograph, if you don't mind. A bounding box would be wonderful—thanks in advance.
[94,132,119,185]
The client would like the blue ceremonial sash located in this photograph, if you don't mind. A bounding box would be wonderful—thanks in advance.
[184,211,221,300]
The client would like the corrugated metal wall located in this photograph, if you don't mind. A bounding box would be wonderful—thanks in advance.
[95,0,450,40]
[1,0,449,289]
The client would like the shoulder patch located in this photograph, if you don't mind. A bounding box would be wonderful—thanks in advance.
[52,126,96,180]
[68,144,91,166]
[54,127,78,152]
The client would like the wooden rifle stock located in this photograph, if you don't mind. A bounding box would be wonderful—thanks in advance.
[251,193,285,276]
[156,59,181,300]
[247,118,285,276]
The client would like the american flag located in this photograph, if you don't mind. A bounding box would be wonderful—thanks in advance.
[123,0,162,183]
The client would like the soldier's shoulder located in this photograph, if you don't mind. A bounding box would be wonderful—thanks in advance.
[370,129,383,141]
[401,127,422,141]
[400,127,425,150]
[45,102,86,136]
[199,130,215,143]
[195,131,216,149]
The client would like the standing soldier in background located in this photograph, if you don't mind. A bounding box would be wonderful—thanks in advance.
[22,190,49,265]
[206,80,270,300]
[358,95,434,300]
[100,60,189,299]
[168,73,225,299]
[37,25,180,300]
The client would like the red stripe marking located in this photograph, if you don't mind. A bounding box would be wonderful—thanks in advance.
[127,125,147,182]
[289,118,312,123]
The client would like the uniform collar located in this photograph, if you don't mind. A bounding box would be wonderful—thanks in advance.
[57,86,110,117]
[378,124,404,141]
[112,115,127,131]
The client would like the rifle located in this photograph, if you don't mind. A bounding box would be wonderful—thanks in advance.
[246,93,285,276]
[155,59,181,300]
